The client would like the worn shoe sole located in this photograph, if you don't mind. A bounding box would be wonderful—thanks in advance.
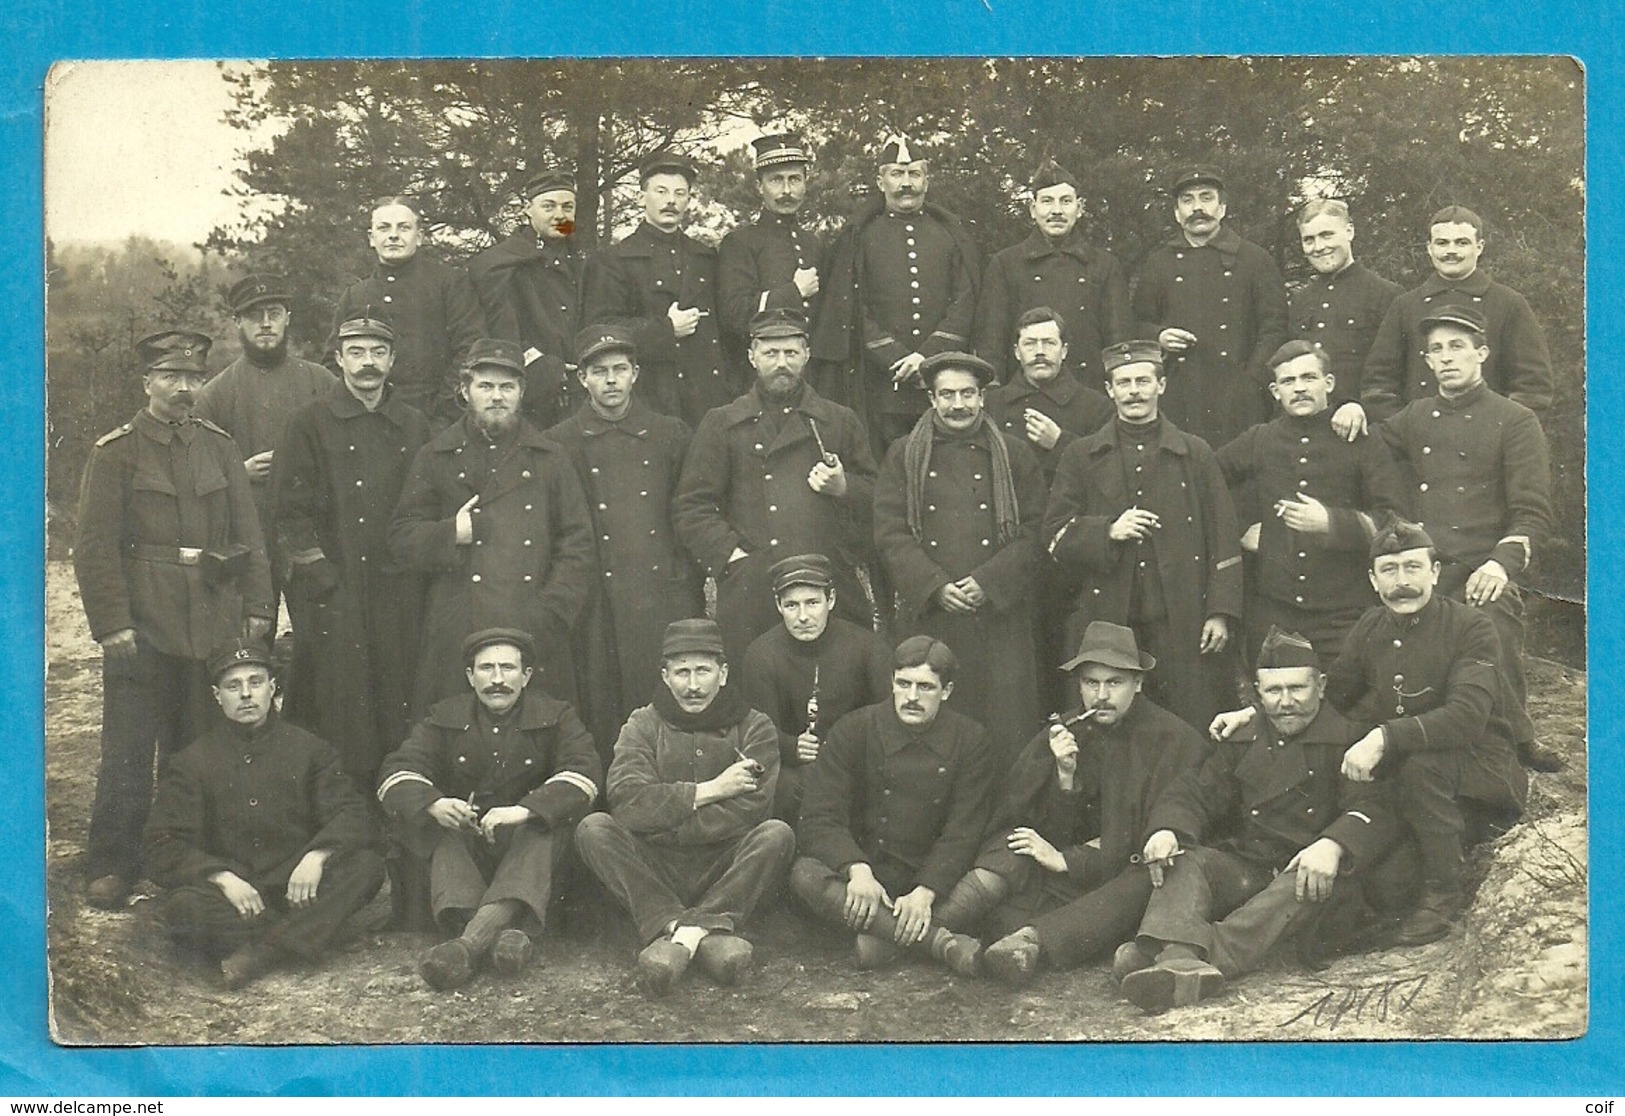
[694,934,754,985]
[86,875,131,911]
[490,929,533,978]
[1121,960,1226,1014]
[854,933,900,971]
[936,933,982,977]
[420,939,476,990]
[983,938,1041,987]
[636,939,692,997]
[1111,940,1158,982]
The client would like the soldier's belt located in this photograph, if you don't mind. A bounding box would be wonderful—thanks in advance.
[127,543,203,565]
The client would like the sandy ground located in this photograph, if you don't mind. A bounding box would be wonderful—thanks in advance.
[42,561,1588,1045]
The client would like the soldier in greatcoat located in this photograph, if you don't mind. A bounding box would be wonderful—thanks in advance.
[389,338,595,712]
[675,307,878,667]
[874,352,1047,758]
[581,152,730,426]
[545,324,705,763]
[74,330,275,909]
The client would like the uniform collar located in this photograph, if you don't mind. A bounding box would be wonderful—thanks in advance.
[1167,224,1243,257]
[717,380,837,428]
[428,690,565,731]
[1005,369,1081,406]
[578,397,653,438]
[1249,703,1352,749]
[327,380,414,425]
[1436,379,1491,410]
[878,706,955,757]
[427,412,553,453]
[1020,228,1094,262]
[1419,268,1493,298]
[134,408,198,444]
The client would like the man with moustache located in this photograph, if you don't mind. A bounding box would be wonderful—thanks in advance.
[1376,305,1558,772]
[1215,340,1407,666]
[576,619,792,996]
[963,623,1206,987]
[676,307,877,667]
[545,325,705,763]
[874,351,1047,753]
[582,152,729,426]
[1287,200,1400,439]
[195,274,335,613]
[467,168,586,431]
[1131,166,1288,450]
[144,639,383,989]
[739,553,892,822]
[718,134,824,374]
[378,629,601,989]
[332,196,485,427]
[975,159,1133,386]
[1044,340,1243,734]
[390,338,595,712]
[74,330,274,909]
[1361,205,1553,422]
[791,635,995,974]
[811,136,980,451]
[1114,627,1397,1014]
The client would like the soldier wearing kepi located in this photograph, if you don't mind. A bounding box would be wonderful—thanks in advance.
[739,553,892,822]
[812,135,980,451]
[1131,166,1288,450]
[975,158,1133,386]
[582,152,729,426]
[377,628,601,990]
[389,337,596,712]
[144,639,384,989]
[194,274,336,614]
[467,167,585,431]
[718,133,824,374]
[74,330,275,909]
[676,306,878,667]
[545,324,705,762]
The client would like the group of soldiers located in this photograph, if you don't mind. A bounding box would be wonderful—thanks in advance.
[70,129,1559,1015]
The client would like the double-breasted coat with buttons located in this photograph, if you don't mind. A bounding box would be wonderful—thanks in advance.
[874,422,1047,755]
[1361,270,1554,421]
[797,701,996,899]
[1132,226,1289,449]
[1287,261,1401,409]
[272,383,432,792]
[545,400,705,759]
[388,415,595,712]
[975,230,1134,385]
[467,231,585,430]
[581,221,731,427]
[717,211,825,369]
[331,253,485,427]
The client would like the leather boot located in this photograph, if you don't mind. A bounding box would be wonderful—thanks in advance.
[1394,831,1466,947]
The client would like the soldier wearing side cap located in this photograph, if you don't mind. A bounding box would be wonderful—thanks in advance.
[194,274,336,615]
[389,337,596,714]
[1131,166,1288,450]
[975,158,1133,386]
[545,325,705,761]
[74,330,275,910]
[467,167,586,430]
[582,152,730,427]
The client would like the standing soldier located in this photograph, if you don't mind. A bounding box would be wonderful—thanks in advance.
[331,196,485,428]
[74,330,274,908]
[467,167,585,431]
[718,133,824,377]
[545,324,705,763]
[812,135,980,452]
[581,152,729,427]
[1132,166,1288,450]
[975,159,1133,386]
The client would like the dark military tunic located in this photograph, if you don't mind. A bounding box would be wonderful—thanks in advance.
[545,399,704,760]
[466,231,585,430]
[1361,269,1554,421]
[581,221,730,427]
[1287,261,1401,409]
[975,230,1133,384]
[1132,226,1289,448]
[983,371,1115,482]
[332,253,485,426]
[717,211,823,367]
[388,415,595,712]
[272,382,432,792]
[797,701,996,899]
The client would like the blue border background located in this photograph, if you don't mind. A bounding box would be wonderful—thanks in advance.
[7,0,1614,1096]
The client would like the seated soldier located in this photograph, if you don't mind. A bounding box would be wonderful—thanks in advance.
[974,622,1207,986]
[377,628,601,990]
[1115,626,1399,1014]
[144,639,384,989]
[739,553,892,823]
[575,619,794,997]
[790,635,995,975]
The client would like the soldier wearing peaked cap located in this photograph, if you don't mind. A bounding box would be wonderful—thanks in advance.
[468,167,586,431]
[74,330,275,910]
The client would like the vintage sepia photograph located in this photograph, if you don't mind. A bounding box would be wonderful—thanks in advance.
[42,55,1586,1047]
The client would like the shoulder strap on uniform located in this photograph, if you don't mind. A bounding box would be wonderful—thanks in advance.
[93,423,134,447]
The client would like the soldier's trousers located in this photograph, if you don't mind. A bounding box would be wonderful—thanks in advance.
[575,813,795,945]
[1135,847,1302,978]
[429,824,569,932]
[159,848,385,962]
[1027,866,1157,970]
